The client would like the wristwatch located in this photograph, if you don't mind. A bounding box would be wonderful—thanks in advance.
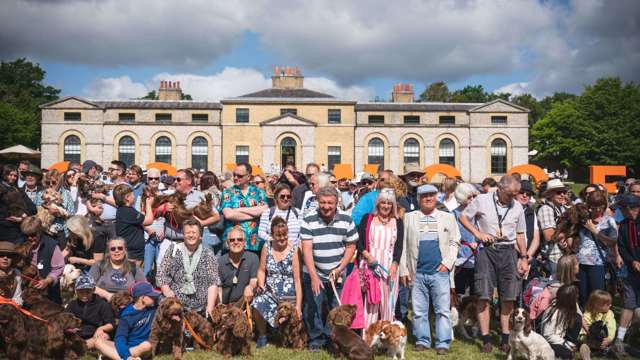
[518,254,529,260]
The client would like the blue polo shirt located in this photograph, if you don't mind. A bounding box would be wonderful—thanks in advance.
[416,213,442,274]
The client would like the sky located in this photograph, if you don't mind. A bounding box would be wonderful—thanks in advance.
[1,0,639,102]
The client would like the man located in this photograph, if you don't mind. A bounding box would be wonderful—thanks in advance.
[399,184,461,355]
[481,177,498,193]
[516,180,541,278]
[351,170,392,226]
[126,165,144,211]
[293,163,320,209]
[220,163,268,253]
[458,175,529,353]
[91,160,128,240]
[300,172,332,218]
[537,178,569,275]
[17,160,30,188]
[614,193,640,356]
[19,165,43,206]
[218,227,259,305]
[398,163,423,212]
[337,178,353,211]
[300,186,358,351]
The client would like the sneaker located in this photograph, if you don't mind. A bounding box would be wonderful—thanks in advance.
[414,345,429,352]
[256,335,268,349]
[579,344,591,360]
[481,343,493,353]
[612,339,628,357]
[436,348,449,355]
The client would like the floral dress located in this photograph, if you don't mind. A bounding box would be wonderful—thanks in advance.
[252,243,295,327]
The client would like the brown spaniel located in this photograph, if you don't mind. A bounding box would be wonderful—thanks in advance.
[110,290,133,319]
[275,301,307,350]
[553,203,590,254]
[327,304,373,360]
[192,193,214,220]
[149,297,185,360]
[0,303,30,359]
[184,309,215,350]
[215,305,252,357]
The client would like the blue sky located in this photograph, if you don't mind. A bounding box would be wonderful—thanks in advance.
[2,0,638,101]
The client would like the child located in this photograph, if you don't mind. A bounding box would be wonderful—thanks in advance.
[93,281,158,360]
[114,184,154,266]
[578,290,616,360]
[65,274,115,349]
[541,284,583,359]
[530,254,579,321]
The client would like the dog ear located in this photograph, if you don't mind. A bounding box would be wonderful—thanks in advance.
[509,311,515,331]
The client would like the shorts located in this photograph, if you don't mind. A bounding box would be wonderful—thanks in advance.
[474,245,520,301]
[622,271,640,310]
[127,247,145,261]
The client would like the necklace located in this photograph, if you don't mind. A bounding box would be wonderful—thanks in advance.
[378,215,390,225]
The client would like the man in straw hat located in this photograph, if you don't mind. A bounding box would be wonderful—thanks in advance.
[537,178,569,275]
[399,163,424,212]
[0,241,23,304]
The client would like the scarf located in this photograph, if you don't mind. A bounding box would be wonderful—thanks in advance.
[177,242,203,295]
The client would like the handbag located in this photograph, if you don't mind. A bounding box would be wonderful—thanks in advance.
[360,214,381,305]
[340,263,365,329]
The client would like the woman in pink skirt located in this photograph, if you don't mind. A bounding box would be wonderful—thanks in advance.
[357,188,404,328]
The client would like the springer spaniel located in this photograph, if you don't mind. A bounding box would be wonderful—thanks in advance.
[507,308,555,360]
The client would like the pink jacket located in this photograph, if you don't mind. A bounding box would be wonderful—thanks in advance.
[529,283,561,320]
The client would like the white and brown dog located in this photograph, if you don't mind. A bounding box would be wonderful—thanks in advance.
[367,321,406,360]
[507,308,555,360]
[60,264,82,306]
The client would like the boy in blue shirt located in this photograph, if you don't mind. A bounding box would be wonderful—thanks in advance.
[94,282,159,360]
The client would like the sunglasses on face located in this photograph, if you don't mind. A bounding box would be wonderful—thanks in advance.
[253,180,265,184]
[330,181,337,184]
[278,194,291,200]
[228,237,244,243]
[110,246,124,252]
[0,253,13,258]
[233,173,247,178]
[555,190,568,195]
[147,177,159,181]
[519,192,531,197]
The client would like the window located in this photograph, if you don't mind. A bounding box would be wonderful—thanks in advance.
[64,112,81,121]
[439,138,455,166]
[235,146,249,164]
[118,136,135,167]
[192,113,209,123]
[367,138,384,167]
[63,135,81,163]
[439,115,455,125]
[191,136,208,170]
[328,109,341,124]
[236,108,249,123]
[491,139,508,174]
[280,108,297,116]
[368,115,384,124]
[491,115,507,124]
[118,113,135,123]
[280,137,296,169]
[403,115,420,124]
[403,138,420,164]
[155,113,172,123]
[155,136,172,164]
[328,146,341,171]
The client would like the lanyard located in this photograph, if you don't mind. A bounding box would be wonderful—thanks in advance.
[493,193,512,238]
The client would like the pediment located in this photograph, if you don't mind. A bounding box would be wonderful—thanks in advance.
[260,113,317,126]
[469,99,529,113]
[40,96,101,109]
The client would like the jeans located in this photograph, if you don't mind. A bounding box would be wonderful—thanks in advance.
[395,284,410,321]
[412,271,452,349]
[302,273,342,348]
[143,236,161,277]
[578,264,606,306]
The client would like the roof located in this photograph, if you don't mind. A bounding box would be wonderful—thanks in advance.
[260,113,317,126]
[469,98,530,112]
[355,102,479,112]
[238,88,334,99]
[40,96,222,110]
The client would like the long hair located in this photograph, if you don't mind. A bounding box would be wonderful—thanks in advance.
[100,237,132,275]
[547,284,579,331]
[42,169,61,190]
[372,188,399,219]
[555,254,578,285]
[66,215,93,250]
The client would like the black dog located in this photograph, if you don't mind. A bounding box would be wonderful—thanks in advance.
[585,320,608,350]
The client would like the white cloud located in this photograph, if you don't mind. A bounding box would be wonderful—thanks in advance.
[81,67,374,101]
[83,76,148,100]
[493,82,531,98]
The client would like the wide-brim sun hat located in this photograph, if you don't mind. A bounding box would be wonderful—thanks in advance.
[543,179,568,195]
[401,163,424,178]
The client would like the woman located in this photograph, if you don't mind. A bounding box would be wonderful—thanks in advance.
[357,188,404,328]
[252,216,302,348]
[157,219,219,315]
[63,215,105,272]
[541,284,582,359]
[252,174,274,207]
[199,171,223,255]
[576,190,618,306]
[89,237,145,301]
[1,165,18,188]
[257,183,301,246]
[452,183,479,296]
[60,168,78,217]
[1,165,36,244]
[0,241,23,304]
[440,177,459,212]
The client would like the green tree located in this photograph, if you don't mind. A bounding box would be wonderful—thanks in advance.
[419,81,450,101]
[538,92,577,118]
[0,58,60,149]
[511,93,542,125]
[487,92,511,101]
[450,85,488,103]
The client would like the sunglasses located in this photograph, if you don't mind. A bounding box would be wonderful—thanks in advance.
[228,237,244,243]
[278,194,291,200]
[175,178,185,183]
[147,177,159,181]
[519,192,532,197]
[0,253,13,258]
[555,190,568,195]
[330,181,337,184]
[253,180,265,184]
[110,246,125,252]
[233,173,247,178]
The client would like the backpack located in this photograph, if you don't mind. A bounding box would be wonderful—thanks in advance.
[268,207,299,221]
[523,277,551,308]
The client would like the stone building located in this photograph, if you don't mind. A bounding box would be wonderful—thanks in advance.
[40,67,529,182]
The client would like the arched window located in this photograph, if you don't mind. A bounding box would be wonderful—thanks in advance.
[63,135,81,163]
[191,136,208,171]
[280,137,296,169]
[491,138,508,174]
[403,138,420,165]
[155,136,172,164]
[368,138,384,168]
[439,138,455,166]
[118,136,135,167]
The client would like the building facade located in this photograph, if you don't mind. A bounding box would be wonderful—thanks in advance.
[40,68,529,182]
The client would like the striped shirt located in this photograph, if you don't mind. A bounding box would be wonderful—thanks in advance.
[300,211,358,280]
[257,207,301,246]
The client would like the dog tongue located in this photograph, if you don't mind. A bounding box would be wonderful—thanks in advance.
[278,317,287,324]
[171,315,181,322]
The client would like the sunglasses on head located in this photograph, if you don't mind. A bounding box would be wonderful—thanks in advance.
[110,246,124,252]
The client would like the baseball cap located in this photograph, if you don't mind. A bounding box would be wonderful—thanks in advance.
[619,194,640,208]
[417,184,438,195]
[75,274,96,290]
[130,282,161,298]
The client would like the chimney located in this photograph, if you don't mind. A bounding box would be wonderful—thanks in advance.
[158,80,183,100]
[272,65,304,89]
[392,82,414,103]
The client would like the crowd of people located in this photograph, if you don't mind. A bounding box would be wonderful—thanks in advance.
[0,158,639,359]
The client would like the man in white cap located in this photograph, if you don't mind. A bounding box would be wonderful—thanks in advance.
[537,178,569,275]
[400,184,460,355]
